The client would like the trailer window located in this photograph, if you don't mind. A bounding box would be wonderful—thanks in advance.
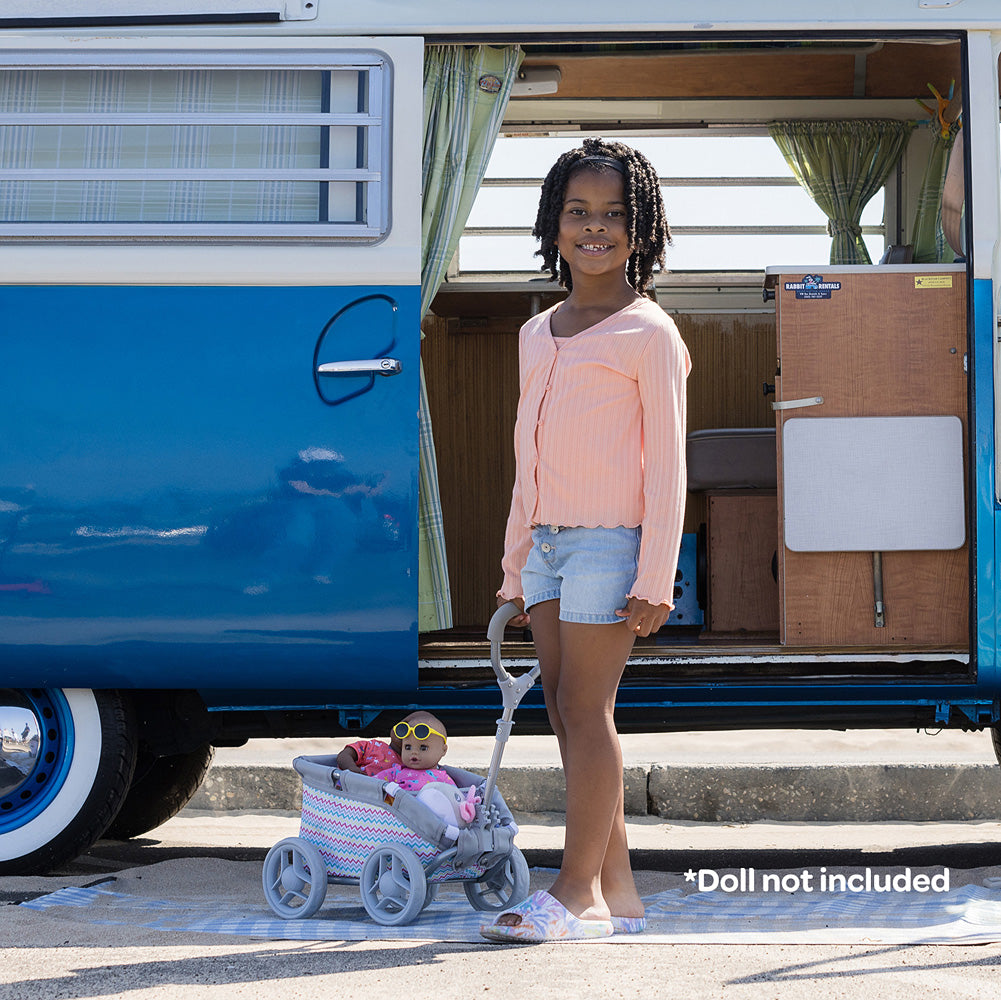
[460,134,885,275]
[0,54,390,240]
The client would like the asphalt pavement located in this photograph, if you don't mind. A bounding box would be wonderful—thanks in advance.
[4,804,1001,1000]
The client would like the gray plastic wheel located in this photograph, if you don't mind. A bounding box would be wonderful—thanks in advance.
[262,837,328,919]
[359,843,427,925]
[463,846,530,912]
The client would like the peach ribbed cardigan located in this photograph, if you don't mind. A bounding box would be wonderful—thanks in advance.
[499,297,691,609]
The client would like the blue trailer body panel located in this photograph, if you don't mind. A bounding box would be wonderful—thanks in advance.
[0,284,421,693]
[974,277,999,683]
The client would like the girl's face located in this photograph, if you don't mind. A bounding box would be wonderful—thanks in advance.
[556,167,632,283]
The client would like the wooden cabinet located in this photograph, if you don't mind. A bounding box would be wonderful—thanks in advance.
[707,492,779,633]
[769,266,968,648]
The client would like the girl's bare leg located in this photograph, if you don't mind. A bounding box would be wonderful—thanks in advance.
[599,780,645,919]
[548,616,640,918]
[501,598,642,921]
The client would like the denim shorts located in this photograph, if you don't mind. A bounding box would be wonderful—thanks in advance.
[521,524,641,624]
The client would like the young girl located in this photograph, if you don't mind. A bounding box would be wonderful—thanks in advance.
[481,138,690,943]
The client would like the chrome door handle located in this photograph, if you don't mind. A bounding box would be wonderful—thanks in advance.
[316,358,402,376]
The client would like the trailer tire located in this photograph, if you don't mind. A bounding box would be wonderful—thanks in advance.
[0,688,136,875]
[104,743,214,841]
[991,727,1001,768]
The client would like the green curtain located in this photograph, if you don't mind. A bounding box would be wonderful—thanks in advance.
[769,119,916,265]
[417,44,523,631]
[910,119,961,263]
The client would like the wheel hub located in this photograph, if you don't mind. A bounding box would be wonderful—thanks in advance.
[379,868,402,899]
[0,689,71,833]
[281,862,305,893]
[0,698,41,800]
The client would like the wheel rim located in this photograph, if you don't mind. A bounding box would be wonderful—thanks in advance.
[0,690,74,836]
[370,851,412,912]
[475,859,516,907]
[277,847,313,907]
[464,848,529,911]
[360,845,426,925]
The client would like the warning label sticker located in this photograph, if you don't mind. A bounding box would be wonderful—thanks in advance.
[914,275,954,289]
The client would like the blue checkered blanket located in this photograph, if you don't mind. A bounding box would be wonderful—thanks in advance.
[19,865,1001,944]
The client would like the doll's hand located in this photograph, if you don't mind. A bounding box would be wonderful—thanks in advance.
[615,597,671,637]
[497,594,530,628]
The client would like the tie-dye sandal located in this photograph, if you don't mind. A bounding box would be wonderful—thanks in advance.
[610,915,647,934]
[480,890,615,943]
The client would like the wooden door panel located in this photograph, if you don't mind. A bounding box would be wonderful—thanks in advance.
[774,268,968,648]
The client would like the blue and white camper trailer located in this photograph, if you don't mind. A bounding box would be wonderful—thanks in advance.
[1,0,1000,873]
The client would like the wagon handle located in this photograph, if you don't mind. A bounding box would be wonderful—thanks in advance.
[482,602,540,810]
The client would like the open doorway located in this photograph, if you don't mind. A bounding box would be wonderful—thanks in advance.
[421,37,971,680]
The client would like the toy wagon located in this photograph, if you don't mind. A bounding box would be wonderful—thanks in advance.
[261,603,538,925]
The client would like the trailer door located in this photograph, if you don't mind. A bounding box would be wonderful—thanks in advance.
[0,37,423,694]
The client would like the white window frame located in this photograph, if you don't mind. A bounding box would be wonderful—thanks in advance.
[0,46,392,241]
[0,1,318,24]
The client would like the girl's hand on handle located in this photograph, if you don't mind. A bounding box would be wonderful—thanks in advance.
[616,597,671,637]
[498,594,530,628]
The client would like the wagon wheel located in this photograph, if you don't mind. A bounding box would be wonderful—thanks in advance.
[359,843,427,925]
[261,837,327,919]
[463,846,530,912]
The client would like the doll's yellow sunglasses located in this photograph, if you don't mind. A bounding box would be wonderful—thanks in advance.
[393,721,447,744]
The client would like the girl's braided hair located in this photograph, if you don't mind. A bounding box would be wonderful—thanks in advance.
[532,137,671,291]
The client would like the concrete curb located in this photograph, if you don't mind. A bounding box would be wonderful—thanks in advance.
[648,763,1001,822]
[190,762,1001,822]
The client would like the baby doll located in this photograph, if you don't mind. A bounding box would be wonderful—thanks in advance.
[374,712,455,790]
[335,714,420,776]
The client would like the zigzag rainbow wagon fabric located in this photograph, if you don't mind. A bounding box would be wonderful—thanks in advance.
[299,784,489,882]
